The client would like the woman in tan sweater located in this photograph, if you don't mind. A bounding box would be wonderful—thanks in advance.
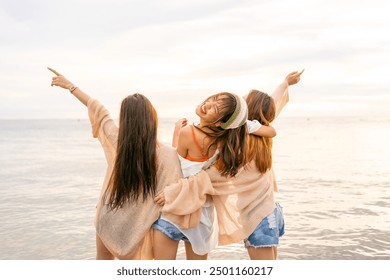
[157,70,304,260]
[153,92,250,260]
[244,70,303,259]
[48,67,183,259]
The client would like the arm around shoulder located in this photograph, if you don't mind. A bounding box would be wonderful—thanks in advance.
[247,119,277,138]
[252,124,276,138]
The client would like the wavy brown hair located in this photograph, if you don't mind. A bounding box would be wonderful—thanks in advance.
[105,93,158,210]
[246,90,276,173]
[195,92,247,177]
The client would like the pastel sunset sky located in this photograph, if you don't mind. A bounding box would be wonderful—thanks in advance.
[1,0,389,119]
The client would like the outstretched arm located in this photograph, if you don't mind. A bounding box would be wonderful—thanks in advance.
[272,69,304,118]
[286,69,304,86]
[246,69,304,137]
[48,67,90,106]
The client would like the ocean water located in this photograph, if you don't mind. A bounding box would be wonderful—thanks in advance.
[0,116,389,260]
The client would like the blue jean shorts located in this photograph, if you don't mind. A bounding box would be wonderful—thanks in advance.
[245,203,285,248]
[152,218,190,243]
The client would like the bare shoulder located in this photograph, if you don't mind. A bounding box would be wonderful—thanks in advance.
[178,125,193,139]
[176,125,194,152]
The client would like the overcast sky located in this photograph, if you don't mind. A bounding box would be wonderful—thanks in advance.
[0,0,389,119]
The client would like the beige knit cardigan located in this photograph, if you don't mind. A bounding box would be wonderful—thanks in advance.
[87,98,183,259]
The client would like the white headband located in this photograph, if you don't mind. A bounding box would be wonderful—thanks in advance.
[221,94,248,129]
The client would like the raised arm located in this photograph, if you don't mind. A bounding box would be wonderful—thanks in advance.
[286,69,304,86]
[48,67,90,106]
[272,69,304,118]
[172,118,187,148]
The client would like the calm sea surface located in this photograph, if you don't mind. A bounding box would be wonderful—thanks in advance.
[0,116,389,260]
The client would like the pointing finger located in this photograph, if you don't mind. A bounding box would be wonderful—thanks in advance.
[47,67,61,76]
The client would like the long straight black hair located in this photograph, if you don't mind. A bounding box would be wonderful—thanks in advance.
[105,93,158,210]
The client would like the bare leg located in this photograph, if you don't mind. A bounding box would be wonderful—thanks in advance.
[153,229,180,260]
[247,246,276,260]
[184,242,208,260]
[96,234,115,260]
[273,247,278,259]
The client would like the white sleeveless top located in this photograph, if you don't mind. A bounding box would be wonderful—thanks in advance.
[161,152,219,255]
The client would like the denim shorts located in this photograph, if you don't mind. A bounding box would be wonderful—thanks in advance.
[245,203,285,248]
[152,218,190,243]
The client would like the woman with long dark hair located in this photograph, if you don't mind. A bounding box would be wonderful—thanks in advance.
[48,67,183,259]
[152,92,250,260]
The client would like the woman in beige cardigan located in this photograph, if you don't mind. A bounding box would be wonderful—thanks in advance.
[157,70,303,259]
[153,93,250,260]
[48,67,183,259]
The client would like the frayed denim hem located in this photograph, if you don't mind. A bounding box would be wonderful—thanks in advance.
[152,218,190,243]
[244,239,279,249]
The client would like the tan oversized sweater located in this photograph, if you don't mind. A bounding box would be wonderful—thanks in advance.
[87,98,183,259]
[162,81,289,245]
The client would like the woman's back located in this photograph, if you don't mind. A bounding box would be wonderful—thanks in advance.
[205,160,276,244]
[97,144,182,259]
[178,124,217,161]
